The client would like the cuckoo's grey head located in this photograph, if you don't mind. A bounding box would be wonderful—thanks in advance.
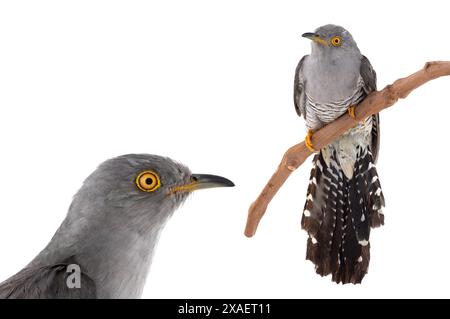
[302,24,360,57]
[69,154,234,233]
[28,155,234,298]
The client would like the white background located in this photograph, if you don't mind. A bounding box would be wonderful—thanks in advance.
[0,0,449,298]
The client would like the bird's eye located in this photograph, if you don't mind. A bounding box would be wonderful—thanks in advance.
[136,171,161,192]
[331,36,342,47]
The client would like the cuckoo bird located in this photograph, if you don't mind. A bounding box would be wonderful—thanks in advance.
[0,154,234,298]
[294,25,385,284]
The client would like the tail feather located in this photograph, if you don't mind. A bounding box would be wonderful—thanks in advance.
[301,146,384,284]
[366,150,385,228]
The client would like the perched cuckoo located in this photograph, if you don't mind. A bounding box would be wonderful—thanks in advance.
[0,154,234,298]
[294,25,384,284]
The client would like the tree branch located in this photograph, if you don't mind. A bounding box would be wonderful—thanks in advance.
[245,61,450,237]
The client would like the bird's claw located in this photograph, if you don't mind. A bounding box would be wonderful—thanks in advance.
[305,129,316,153]
[348,105,356,119]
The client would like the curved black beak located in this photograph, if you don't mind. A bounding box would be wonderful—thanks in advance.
[190,174,235,190]
[302,32,327,45]
[170,174,234,193]
[302,32,318,39]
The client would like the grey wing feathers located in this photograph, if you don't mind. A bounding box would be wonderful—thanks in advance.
[360,55,377,94]
[0,257,96,299]
[360,55,380,163]
[294,55,308,119]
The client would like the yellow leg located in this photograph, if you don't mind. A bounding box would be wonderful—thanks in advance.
[348,105,356,119]
[305,129,316,152]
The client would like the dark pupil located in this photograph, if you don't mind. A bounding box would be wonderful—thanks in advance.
[145,177,154,185]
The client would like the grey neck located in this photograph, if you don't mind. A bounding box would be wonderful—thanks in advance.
[32,207,171,298]
[304,47,362,103]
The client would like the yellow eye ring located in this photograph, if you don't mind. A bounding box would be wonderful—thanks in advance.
[136,171,161,192]
[331,36,342,47]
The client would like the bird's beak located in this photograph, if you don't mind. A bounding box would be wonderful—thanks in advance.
[302,32,328,45]
[170,174,235,194]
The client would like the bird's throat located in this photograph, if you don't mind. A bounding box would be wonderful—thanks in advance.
[33,210,171,298]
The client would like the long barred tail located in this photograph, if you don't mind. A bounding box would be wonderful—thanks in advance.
[301,146,385,284]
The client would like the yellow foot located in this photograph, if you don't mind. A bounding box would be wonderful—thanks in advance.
[305,129,316,152]
[348,105,356,119]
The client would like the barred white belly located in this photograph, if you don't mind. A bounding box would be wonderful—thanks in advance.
[305,76,366,130]
[304,76,372,179]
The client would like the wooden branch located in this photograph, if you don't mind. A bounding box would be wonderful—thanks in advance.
[245,61,450,238]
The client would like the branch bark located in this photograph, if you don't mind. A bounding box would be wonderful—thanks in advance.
[245,61,450,238]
